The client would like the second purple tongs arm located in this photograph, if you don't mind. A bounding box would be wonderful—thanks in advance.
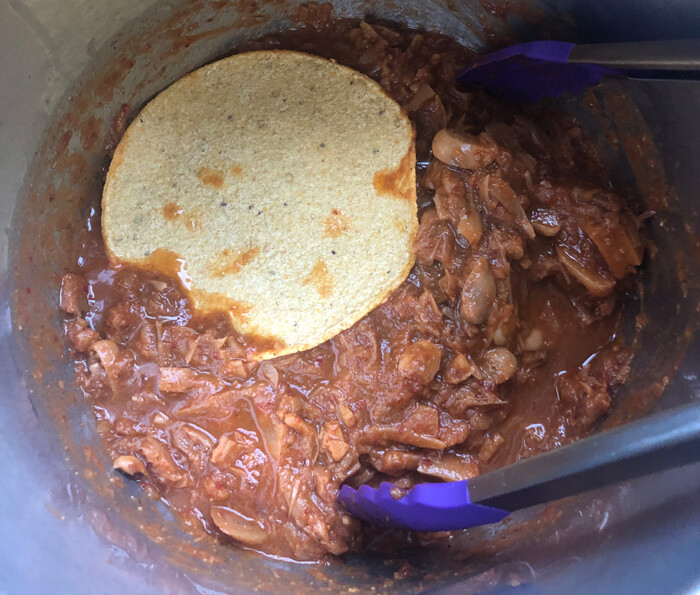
[339,403,700,531]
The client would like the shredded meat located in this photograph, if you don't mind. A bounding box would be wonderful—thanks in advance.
[58,21,642,561]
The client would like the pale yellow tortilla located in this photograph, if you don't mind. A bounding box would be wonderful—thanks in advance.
[103,50,417,359]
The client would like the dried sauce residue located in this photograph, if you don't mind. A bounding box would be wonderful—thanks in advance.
[197,166,225,188]
[164,203,202,231]
[177,25,232,48]
[602,91,670,211]
[479,0,544,24]
[291,2,334,30]
[323,209,350,238]
[80,115,102,151]
[210,247,260,277]
[304,258,334,299]
[163,202,183,220]
[373,147,416,201]
[185,212,203,232]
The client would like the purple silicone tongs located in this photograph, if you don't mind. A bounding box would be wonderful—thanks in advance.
[339,403,700,532]
[455,39,700,101]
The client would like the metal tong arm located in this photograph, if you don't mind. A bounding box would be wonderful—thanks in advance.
[469,402,700,511]
[569,40,700,70]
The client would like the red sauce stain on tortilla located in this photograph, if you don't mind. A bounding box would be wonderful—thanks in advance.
[323,209,350,238]
[231,164,243,177]
[373,147,416,201]
[162,203,201,231]
[304,259,334,299]
[210,246,260,277]
[133,250,263,339]
[163,202,183,220]
[190,289,254,324]
[227,301,253,325]
[185,212,203,232]
[138,248,193,291]
[197,166,225,188]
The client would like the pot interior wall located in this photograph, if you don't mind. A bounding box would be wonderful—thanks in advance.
[4,0,699,593]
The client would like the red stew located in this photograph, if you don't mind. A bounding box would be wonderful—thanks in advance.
[59,20,643,561]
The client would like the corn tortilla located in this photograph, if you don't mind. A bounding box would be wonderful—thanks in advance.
[102,50,417,359]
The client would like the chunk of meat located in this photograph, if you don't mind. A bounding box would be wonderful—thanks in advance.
[414,208,457,267]
[432,129,499,170]
[59,273,87,315]
[140,437,190,487]
[64,317,99,352]
[322,421,350,462]
[211,434,237,466]
[362,404,446,449]
[284,414,319,461]
[119,436,190,487]
[558,369,613,429]
[403,404,440,435]
[405,83,439,112]
[131,322,160,361]
[411,96,448,158]
[444,353,480,384]
[176,389,240,419]
[171,424,213,470]
[417,453,479,481]
[414,291,444,337]
[202,475,231,500]
[483,228,525,280]
[556,244,616,297]
[421,156,449,191]
[363,425,446,450]
[89,339,134,392]
[580,212,643,279]
[433,170,468,222]
[336,403,356,429]
[164,326,200,365]
[368,449,421,475]
[443,384,504,416]
[484,121,520,150]
[158,367,221,393]
[276,465,350,556]
[104,302,140,337]
[478,432,505,462]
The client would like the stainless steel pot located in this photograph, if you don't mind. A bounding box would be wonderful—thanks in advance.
[1,1,698,593]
